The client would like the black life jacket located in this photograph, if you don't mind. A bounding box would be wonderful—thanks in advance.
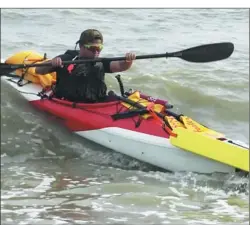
[53,50,107,103]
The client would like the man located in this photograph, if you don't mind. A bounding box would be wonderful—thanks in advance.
[35,29,136,103]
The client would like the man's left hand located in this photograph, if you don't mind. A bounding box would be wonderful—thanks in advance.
[125,52,136,62]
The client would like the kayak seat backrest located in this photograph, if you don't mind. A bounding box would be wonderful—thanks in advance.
[5,51,56,89]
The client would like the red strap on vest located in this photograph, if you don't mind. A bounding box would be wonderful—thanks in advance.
[67,64,75,74]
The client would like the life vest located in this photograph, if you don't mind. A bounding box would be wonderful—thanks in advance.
[53,50,107,103]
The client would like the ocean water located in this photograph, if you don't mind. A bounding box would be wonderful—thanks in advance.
[1,8,249,224]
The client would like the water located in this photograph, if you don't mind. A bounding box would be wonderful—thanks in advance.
[1,8,249,224]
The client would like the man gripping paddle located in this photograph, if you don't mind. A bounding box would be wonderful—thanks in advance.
[35,29,136,103]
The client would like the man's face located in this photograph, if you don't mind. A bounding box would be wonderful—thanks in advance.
[80,39,103,58]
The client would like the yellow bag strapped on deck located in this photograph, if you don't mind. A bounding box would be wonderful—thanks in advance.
[121,91,164,119]
[5,51,56,88]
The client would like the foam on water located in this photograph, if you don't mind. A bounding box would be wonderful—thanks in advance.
[1,162,248,224]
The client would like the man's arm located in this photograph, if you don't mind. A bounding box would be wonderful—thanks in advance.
[107,52,136,73]
[35,59,55,75]
[35,54,69,75]
[109,60,133,73]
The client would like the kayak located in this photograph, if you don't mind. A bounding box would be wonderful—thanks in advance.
[1,50,249,174]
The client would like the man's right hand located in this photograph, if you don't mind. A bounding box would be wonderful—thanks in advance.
[51,57,63,68]
[36,57,62,74]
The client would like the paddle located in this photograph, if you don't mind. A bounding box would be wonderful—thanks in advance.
[108,91,178,136]
[109,91,249,172]
[0,42,234,76]
[111,90,224,137]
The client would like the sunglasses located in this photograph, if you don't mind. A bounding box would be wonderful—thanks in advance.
[83,43,103,52]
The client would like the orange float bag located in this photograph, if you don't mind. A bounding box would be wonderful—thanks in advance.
[5,51,56,88]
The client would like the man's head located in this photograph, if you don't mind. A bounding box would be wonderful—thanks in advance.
[76,29,104,58]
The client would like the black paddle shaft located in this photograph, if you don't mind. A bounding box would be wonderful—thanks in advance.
[101,42,234,63]
[0,42,234,76]
[108,91,182,121]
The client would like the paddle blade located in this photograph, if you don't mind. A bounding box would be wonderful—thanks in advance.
[168,42,234,63]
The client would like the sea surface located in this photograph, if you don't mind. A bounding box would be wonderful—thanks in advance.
[1,8,249,225]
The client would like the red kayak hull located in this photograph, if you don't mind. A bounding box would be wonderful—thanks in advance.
[30,97,171,139]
